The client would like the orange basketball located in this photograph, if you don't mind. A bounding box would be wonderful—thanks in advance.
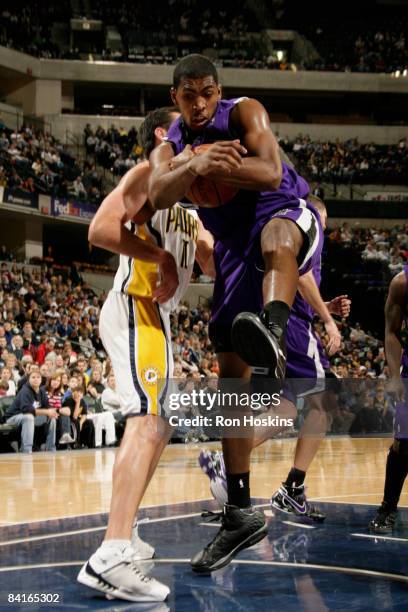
[186,144,238,208]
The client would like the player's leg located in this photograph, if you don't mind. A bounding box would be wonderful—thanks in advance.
[369,397,408,532]
[369,438,408,532]
[78,414,170,601]
[191,350,268,574]
[271,393,327,523]
[131,418,173,559]
[78,292,170,601]
[232,206,320,379]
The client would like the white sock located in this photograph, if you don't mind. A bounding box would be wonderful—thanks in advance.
[100,539,131,552]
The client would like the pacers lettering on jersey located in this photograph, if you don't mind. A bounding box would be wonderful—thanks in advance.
[165,206,198,242]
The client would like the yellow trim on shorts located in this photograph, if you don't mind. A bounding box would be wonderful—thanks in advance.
[134,297,167,416]
[127,224,159,298]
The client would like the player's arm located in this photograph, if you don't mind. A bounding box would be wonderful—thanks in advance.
[385,272,405,383]
[88,162,178,303]
[206,98,282,191]
[298,270,341,355]
[195,218,215,278]
[149,141,247,210]
[89,162,162,261]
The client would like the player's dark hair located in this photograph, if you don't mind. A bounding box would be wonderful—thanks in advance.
[173,54,218,88]
[138,106,178,158]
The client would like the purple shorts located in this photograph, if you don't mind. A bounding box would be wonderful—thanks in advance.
[280,315,330,402]
[208,203,322,352]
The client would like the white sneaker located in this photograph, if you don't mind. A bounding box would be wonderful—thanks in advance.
[131,523,155,560]
[59,433,75,444]
[77,545,169,602]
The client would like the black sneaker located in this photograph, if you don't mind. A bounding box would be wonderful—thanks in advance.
[231,311,286,379]
[369,502,398,533]
[191,504,268,574]
[271,483,326,523]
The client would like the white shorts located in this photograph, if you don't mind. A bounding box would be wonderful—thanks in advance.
[99,291,173,417]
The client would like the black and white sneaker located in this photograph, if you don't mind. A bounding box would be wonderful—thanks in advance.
[369,502,398,533]
[191,504,267,574]
[271,483,326,523]
[231,312,286,379]
[77,544,169,602]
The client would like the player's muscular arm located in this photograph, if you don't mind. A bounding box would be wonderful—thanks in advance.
[149,141,246,210]
[89,163,169,265]
[208,99,282,191]
[195,219,215,279]
[385,272,405,380]
[298,270,341,355]
[148,143,196,210]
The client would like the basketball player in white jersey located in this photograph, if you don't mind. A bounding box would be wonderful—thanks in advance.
[77,108,214,602]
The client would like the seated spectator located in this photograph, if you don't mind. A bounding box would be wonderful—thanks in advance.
[76,356,90,385]
[5,370,57,453]
[79,330,94,358]
[62,386,94,448]
[101,372,125,423]
[9,334,24,361]
[36,337,56,365]
[87,368,105,399]
[0,366,16,396]
[71,176,87,200]
[46,372,73,444]
[86,400,117,448]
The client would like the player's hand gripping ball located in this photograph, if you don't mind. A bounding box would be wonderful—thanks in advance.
[186,144,239,208]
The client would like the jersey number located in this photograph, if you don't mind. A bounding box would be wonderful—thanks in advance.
[180,239,189,269]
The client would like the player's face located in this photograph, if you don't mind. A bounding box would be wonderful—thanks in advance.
[171,77,221,131]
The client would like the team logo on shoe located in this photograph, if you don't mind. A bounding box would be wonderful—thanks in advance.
[142,367,161,385]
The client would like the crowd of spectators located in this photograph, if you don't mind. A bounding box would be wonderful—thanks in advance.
[83,125,408,193]
[280,136,408,186]
[84,123,142,177]
[328,223,408,277]
[0,237,400,453]
[2,121,406,214]
[1,1,407,74]
[0,124,103,204]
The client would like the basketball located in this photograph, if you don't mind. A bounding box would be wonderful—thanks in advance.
[186,144,239,207]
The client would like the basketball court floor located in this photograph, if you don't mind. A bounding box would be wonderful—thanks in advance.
[1,437,408,610]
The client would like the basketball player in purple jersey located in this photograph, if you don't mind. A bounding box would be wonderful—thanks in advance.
[369,268,408,531]
[199,198,351,522]
[148,54,326,573]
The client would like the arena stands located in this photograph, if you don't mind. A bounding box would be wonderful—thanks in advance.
[1,0,407,74]
[0,229,397,452]
[83,126,408,191]
[0,124,103,204]
[280,136,408,187]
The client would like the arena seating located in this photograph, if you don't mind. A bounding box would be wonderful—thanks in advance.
[1,1,407,73]
[0,233,397,451]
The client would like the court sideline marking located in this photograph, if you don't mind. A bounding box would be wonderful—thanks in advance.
[0,558,407,585]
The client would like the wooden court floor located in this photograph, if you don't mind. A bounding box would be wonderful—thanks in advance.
[1,436,406,526]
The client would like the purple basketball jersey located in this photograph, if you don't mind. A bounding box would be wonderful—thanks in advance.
[166,97,322,340]
[164,98,312,247]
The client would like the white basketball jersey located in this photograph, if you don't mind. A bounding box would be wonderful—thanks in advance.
[113,203,198,312]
